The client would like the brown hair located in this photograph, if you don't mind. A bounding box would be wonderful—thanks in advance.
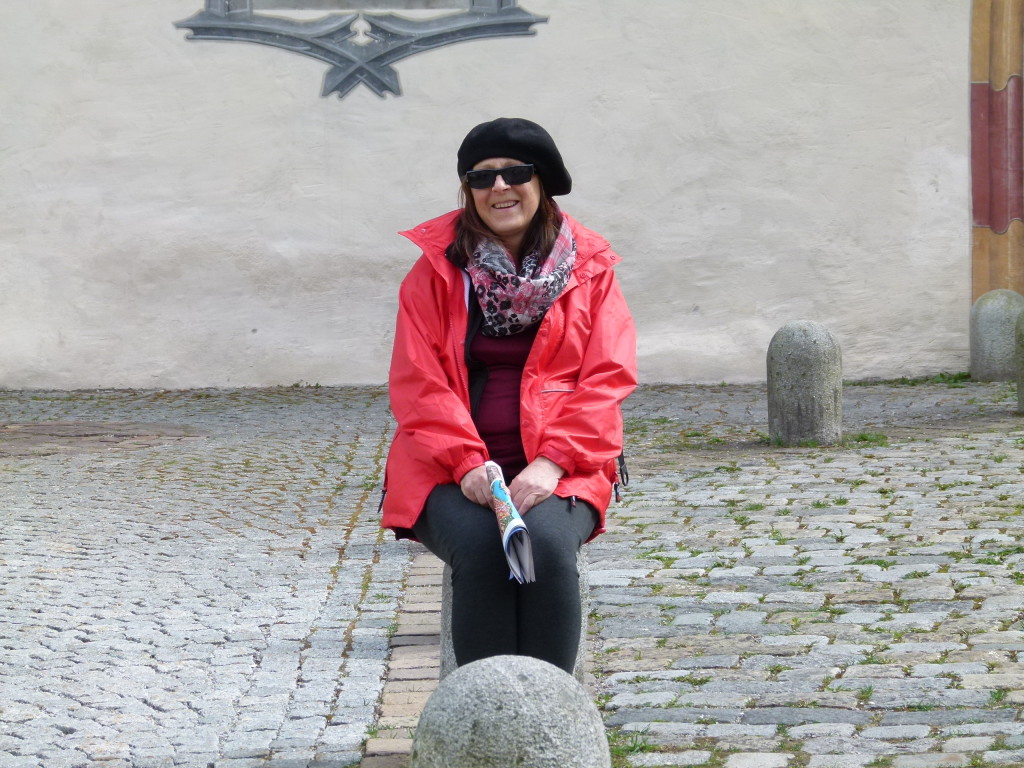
[445,179,563,269]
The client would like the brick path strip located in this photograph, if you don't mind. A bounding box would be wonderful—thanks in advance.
[360,548,441,768]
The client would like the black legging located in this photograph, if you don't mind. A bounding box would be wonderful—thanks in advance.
[413,484,598,673]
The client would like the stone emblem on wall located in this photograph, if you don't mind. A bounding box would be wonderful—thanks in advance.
[175,0,547,99]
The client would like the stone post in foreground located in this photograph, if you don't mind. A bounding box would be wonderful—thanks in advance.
[971,289,1024,382]
[767,320,842,446]
[411,655,610,768]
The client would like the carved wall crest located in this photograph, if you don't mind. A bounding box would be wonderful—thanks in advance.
[175,0,548,99]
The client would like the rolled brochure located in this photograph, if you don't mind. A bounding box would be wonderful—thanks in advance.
[484,461,536,584]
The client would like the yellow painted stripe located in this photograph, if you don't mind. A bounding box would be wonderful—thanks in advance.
[990,0,1023,89]
[972,222,1024,301]
[972,0,992,83]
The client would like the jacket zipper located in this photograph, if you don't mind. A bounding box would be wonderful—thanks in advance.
[454,270,472,403]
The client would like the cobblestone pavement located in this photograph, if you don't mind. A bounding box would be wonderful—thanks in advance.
[596,381,1024,768]
[1,388,403,768]
[3,381,1024,768]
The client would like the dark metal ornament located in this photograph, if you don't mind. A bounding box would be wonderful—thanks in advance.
[175,1,547,99]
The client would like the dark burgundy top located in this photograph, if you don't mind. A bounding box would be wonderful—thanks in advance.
[469,325,538,481]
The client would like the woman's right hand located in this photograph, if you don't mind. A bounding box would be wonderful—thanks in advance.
[459,464,492,507]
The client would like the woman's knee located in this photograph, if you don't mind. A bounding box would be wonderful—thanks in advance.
[417,485,497,553]
[525,534,579,582]
[522,497,595,568]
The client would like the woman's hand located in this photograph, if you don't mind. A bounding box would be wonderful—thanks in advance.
[509,457,565,514]
[459,465,492,507]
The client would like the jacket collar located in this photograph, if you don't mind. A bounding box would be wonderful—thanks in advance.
[399,210,462,276]
[399,209,620,286]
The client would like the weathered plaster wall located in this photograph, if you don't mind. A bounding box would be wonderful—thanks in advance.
[0,1,970,388]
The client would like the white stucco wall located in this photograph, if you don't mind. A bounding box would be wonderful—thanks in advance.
[0,1,970,388]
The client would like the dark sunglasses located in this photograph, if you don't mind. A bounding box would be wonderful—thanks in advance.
[463,164,535,189]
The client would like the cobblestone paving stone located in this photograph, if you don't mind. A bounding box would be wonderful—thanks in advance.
[0,388,402,768]
[4,381,1024,768]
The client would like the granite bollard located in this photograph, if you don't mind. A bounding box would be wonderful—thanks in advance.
[440,548,590,681]
[411,655,611,768]
[970,288,1024,381]
[767,320,842,446]
[1017,309,1024,413]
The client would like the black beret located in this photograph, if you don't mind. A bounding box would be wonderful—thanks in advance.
[457,117,572,196]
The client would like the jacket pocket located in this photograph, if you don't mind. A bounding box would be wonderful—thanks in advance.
[539,382,576,416]
[540,377,577,395]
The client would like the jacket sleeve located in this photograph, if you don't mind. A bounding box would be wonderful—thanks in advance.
[389,260,489,483]
[535,268,638,475]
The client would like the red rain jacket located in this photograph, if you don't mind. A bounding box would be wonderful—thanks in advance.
[382,209,637,540]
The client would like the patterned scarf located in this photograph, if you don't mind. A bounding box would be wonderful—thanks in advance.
[466,218,576,337]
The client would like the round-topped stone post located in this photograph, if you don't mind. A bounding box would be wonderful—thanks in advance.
[971,289,1024,381]
[1017,309,1024,413]
[767,320,842,446]
[411,655,611,768]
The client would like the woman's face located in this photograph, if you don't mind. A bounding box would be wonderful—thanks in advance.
[469,157,542,255]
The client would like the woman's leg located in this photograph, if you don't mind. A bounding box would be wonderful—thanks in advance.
[515,496,598,672]
[413,484,518,665]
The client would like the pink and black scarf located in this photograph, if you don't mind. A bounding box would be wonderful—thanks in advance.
[466,219,576,337]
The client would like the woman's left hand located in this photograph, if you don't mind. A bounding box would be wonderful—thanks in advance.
[509,457,565,514]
